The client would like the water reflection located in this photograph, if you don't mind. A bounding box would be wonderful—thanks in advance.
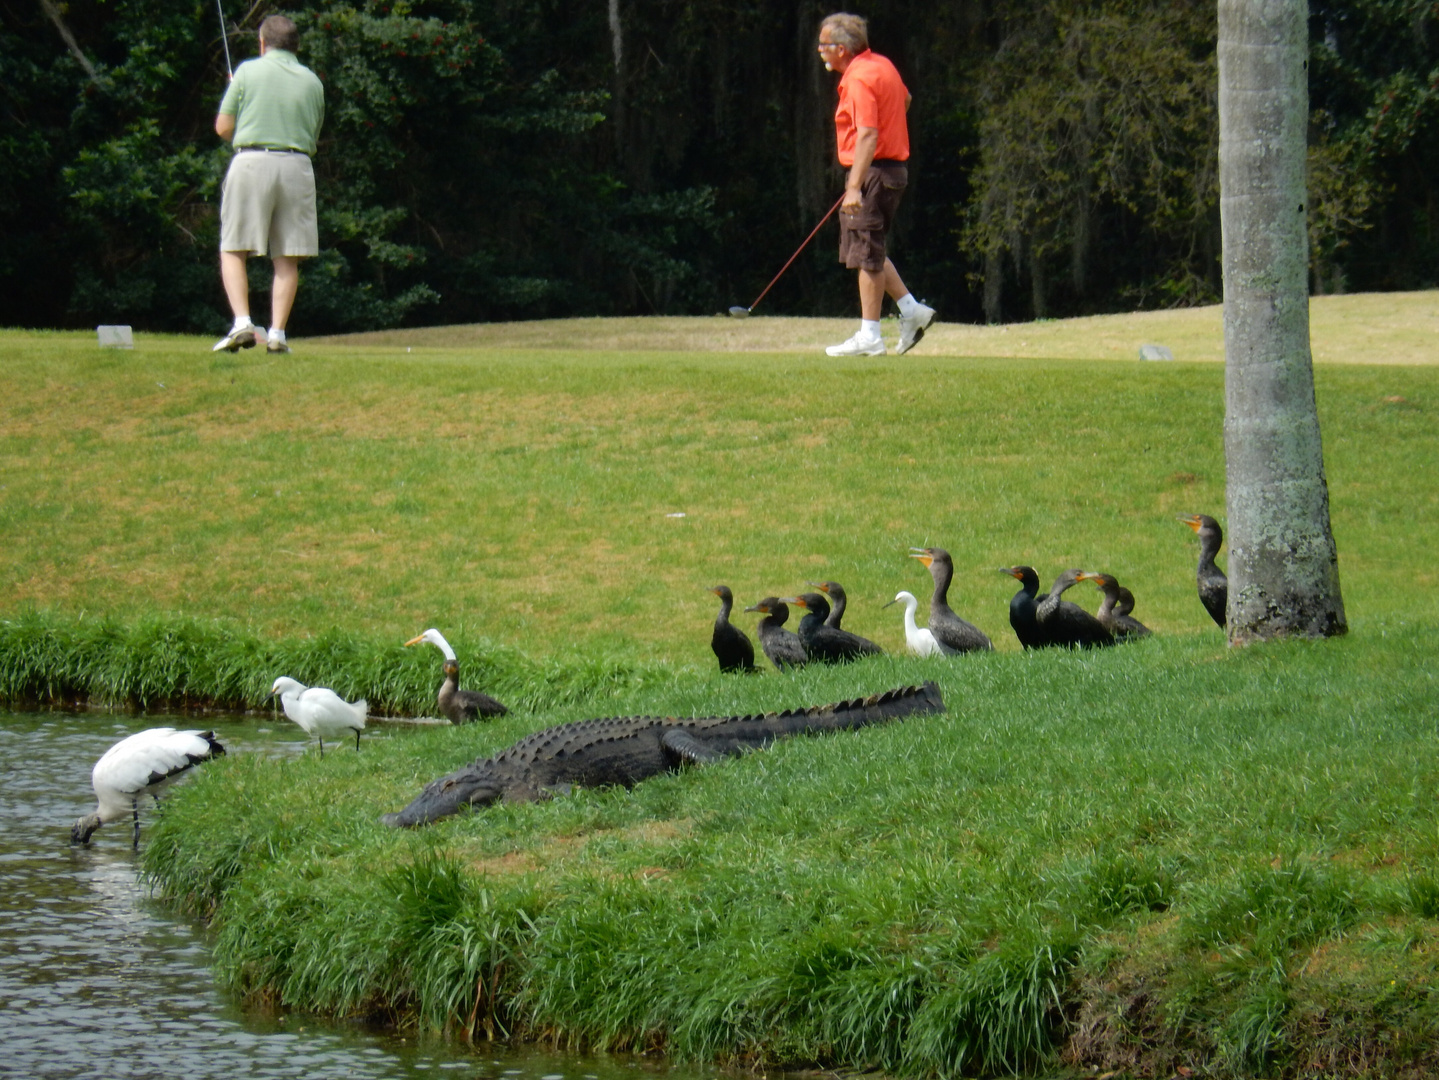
[0,712,714,1080]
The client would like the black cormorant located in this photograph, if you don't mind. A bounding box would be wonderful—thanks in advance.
[406,628,510,722]
[909,547,993,653]
[785,591,884,663]
[999,565,1049,650]
[1076,571,1152,638]
[1035,569,1115,649]
[743,597,808,671]
[1178,513,1227,628]
[709,585,758,673]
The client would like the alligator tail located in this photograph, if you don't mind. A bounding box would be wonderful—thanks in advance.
[835,680,944,728]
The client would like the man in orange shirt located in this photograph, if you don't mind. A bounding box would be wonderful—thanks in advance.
[818,13,935,357]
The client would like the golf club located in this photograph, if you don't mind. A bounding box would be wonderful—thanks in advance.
[728,195,844,317]
[217,0,233,77]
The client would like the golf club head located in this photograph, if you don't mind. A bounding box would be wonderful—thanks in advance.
[728,306,751,318]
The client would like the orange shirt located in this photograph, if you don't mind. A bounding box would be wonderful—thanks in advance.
[834,50,910,165]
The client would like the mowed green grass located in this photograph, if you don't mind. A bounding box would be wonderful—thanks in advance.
[2,321,1434,664]
[5,308,1439,1075]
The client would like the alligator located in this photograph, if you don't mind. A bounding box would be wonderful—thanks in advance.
[381,681,945,828]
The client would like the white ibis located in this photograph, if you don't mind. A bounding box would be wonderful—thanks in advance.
[404,628,509,722]
[882,590,951,657]
[71,727,225,849]
[268,676,367,756]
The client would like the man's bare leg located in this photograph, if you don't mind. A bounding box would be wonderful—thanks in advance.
[270,256,300,332]
[859,259,909,321]
[220,251,251,320]
[212,250,260,351]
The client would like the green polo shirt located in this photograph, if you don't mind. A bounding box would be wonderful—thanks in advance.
[219,48,325,155]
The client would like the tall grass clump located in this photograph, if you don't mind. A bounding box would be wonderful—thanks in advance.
[1182,860,1364,959]
[383,856,541,1038]
[905,926,1082,1077]
[213,853,540,1037]
[0,608,665,715]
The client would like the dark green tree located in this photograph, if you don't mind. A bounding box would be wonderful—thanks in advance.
[6,0,1439,332]
[962,0,1221,322]
[1308,0,1439,292]
[1,0,724,332]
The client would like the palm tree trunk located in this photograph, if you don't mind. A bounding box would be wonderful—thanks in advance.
[1219,0,1346,642]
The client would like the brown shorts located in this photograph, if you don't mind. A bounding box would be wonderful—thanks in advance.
[838,162,908,272]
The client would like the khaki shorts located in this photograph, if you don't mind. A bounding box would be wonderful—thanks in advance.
[219,150,318,257]
[837,162,907,272]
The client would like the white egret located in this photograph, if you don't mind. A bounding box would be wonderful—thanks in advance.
[882,590,950,657]
[268,676,367,756]
[71,728,225,849]
[404,628,508,723]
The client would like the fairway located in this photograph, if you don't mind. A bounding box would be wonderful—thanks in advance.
[5,297,1439,1076]
[3,295,1436,673]
[313,291,1439,367]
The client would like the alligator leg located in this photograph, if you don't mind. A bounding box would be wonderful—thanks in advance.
[661,729,730,765]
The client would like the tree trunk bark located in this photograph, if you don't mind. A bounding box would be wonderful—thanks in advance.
[1219,0,1346,643]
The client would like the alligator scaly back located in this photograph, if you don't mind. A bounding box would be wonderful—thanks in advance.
[381,682,944,828]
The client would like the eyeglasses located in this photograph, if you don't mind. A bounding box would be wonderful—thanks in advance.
[816,41,842,51]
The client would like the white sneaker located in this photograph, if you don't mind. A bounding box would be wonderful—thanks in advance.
[897,302,937,354]
[825,334,886,357]
[212,326,257,352]
[266,332,291,354]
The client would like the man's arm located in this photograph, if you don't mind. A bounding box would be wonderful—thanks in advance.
[216,67,241,142]
[842,126,879,213]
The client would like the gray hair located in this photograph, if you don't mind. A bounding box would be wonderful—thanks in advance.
[259,14,300,52]
[820,13,869,53]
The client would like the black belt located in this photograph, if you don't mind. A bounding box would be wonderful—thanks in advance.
[236,146,308,155]
[873,158,908,167]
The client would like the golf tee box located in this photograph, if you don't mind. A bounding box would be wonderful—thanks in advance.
[97,325,134,349]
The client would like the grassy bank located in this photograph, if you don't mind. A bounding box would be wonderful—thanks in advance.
[6,302,1439,1075]
[143,630,1439,1077]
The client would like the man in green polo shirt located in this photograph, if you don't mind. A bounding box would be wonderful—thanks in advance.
[213,14,325,354]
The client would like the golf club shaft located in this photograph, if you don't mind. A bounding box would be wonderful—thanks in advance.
[217,0,233,76]
[745,195,844,313]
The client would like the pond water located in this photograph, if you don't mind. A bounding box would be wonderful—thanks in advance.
[0,711,716,1080]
